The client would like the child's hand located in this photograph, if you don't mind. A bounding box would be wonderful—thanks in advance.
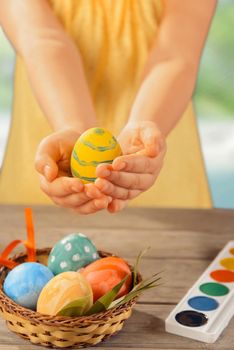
[35,128,112,214]
[94,121,166,213]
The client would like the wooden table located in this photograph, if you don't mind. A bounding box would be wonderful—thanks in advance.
[0,205,233,350]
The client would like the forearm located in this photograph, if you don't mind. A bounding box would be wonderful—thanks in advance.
[129,59,197,136]
[0,0,96,133]
[22,37,97,132]
[129,0,216,137]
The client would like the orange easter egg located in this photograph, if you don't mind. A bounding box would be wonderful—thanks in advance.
[37,271,93,316]
[81,257,132,302]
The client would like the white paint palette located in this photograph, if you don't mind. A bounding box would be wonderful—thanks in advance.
[165,241,234,343]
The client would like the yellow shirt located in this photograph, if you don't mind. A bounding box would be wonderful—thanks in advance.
[0,0,212,208]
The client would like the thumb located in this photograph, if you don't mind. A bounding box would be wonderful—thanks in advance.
[35,137,59,182]
[141,124,164,157]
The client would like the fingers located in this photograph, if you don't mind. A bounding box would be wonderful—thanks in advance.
[84,183,107,199]
[95,178,141,200]
[97,146,166,176]
[39,175,84,197]
[112,155,154,174]
[39,175,111,214]
[53,194,110,212]
[96,150,165,197]
[35,129,78,182]
[107,199,129,213]
[113,145,166,173]
[35,153,59,182]
[72,197,112,215]
[35,136,61,181]
[98,169,154,191]
[140,123,163,157]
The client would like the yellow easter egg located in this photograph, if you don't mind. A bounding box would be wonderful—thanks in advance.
[70,127,122,183]
[37,271,93,316]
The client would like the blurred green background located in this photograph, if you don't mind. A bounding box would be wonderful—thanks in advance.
[0,30,14,113]
[194,0,234,119]
[194,0,234,208]
[0,1,234,207]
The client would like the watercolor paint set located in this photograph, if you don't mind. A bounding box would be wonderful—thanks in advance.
[165,241,234,343]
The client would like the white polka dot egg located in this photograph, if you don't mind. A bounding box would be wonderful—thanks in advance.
[48,233,99,275]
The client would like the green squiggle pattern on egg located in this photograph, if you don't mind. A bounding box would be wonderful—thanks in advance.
[72,150,113,167]
[80,136,117,152]
[71,168,96,182]
[94,128,105,135]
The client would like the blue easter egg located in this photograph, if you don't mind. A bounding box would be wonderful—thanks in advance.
[48,233,100,275]
[3,262,54,310]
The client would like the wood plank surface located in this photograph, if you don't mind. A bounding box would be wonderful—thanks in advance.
[0,206,233,260]
[0,205,233,350]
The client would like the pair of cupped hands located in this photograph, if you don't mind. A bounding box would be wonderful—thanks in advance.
[35,121,166,214]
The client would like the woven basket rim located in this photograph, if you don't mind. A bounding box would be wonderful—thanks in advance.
[0,247,141,327]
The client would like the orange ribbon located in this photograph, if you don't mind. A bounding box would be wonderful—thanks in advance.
[0,208,36,269]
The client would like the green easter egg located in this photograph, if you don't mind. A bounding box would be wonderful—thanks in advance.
[48,233,99,275]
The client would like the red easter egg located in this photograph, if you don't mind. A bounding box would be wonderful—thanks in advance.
[81,256,132,302]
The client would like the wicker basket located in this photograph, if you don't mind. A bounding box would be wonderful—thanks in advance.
[0,248,140,348]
